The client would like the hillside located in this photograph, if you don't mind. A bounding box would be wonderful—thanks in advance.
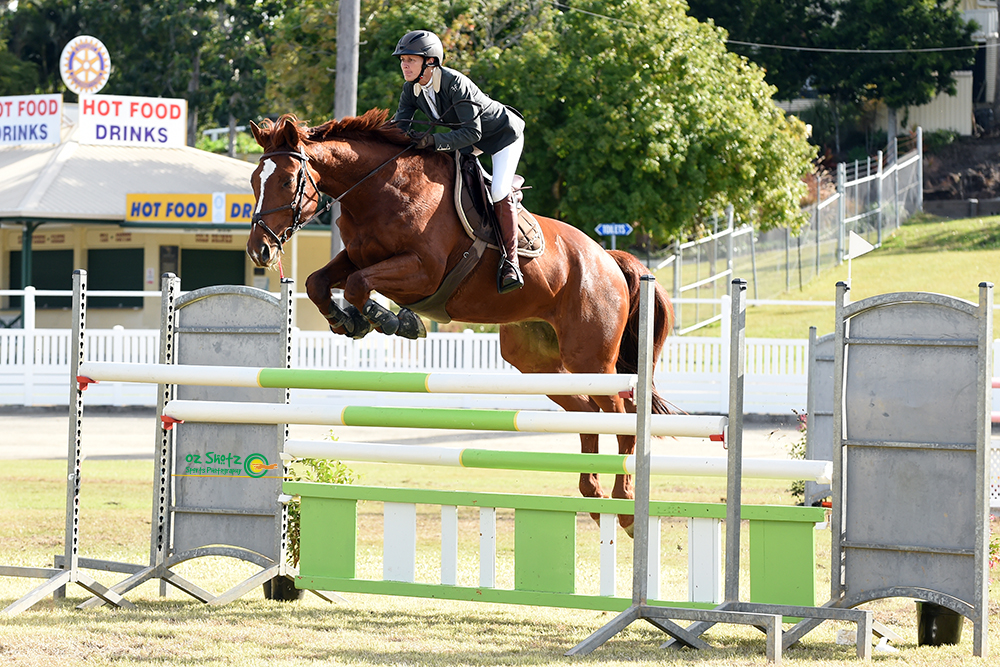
[924,136,1000,200]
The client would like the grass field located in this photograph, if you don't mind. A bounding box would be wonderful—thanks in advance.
[2,214,999,665]
[655,213,1000,339]
[2,457,999,666]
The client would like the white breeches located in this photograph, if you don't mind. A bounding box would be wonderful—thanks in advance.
[490,134,524,203]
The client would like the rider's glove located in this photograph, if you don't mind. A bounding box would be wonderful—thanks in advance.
[411,132,435,150]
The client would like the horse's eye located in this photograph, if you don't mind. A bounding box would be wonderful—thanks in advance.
[281,178,293,189]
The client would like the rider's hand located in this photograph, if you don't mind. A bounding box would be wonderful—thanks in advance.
[412,132,435,150]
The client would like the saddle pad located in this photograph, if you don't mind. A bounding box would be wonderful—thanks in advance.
[454,152,545,258]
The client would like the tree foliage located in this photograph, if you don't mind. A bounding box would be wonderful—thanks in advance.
[687,0,977,109]
[815,0,976,110]
[268,0,813,239]
[685,0,834,101]
[477,0,812,237]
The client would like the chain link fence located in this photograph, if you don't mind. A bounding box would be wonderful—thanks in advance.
[653,130,924,333]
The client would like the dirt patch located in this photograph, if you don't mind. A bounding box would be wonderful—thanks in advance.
[923,136,1000,200]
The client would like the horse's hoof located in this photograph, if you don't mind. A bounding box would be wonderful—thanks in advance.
[362,299,399,336]
[396,308,427,339]
[620,517,635,539]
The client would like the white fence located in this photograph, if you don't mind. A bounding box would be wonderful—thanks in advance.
[6,323,1000,417]
[2,323,803,415]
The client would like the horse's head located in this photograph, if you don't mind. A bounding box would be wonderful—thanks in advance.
[246,115,322,268]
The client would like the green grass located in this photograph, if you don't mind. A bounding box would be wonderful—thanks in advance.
[3,458,999,666]
[658,214,1000,339]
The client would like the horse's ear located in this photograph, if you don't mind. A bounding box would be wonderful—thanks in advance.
[249,120,267,148]
[281,119,302,150]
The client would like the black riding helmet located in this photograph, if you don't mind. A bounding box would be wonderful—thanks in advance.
[393,30,445,84]
[392,30,445,63]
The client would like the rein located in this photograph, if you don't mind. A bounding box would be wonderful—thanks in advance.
[251,144,412,251]
[252,100,486,251]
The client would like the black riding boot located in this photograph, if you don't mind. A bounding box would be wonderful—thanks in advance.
[494,194,523,294]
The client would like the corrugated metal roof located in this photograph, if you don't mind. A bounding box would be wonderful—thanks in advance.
[0,114,255,222]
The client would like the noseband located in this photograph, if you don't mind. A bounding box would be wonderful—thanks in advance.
[251,150,332,251]
[251,145,413,252]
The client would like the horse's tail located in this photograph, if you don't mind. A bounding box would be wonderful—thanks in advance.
[608,250,674,415]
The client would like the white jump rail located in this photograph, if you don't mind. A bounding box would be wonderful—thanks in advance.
[160,399,728,440]
[77,361,638,397]
[282,440,832,484]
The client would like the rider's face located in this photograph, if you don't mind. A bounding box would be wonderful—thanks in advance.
[400,55,434,85]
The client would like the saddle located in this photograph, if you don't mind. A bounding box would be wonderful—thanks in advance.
[455,153,544,258]
[402,153,544,323]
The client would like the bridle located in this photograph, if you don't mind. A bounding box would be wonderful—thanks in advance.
[251,100,487,251]
[251,145,411,251]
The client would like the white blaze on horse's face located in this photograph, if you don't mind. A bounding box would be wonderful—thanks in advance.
[255,159,277,215]
[247,158,279,268]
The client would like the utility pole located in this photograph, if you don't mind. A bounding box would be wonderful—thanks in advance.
[330,0,360,261]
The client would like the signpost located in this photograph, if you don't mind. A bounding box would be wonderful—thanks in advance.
[594,223,634,250]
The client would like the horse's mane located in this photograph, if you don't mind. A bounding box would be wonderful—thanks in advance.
[257,109,413,151]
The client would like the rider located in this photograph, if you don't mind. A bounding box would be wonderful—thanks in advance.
[391,29,526,294]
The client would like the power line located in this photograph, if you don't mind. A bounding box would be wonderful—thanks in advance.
[726,39,980,54]
[547,1,980,55]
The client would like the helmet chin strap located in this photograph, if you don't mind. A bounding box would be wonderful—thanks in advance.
[417,57,437,84]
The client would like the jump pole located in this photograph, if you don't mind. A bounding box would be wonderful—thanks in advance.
[160,401,727,440]
[282,439,832,483]
[1,271,135,615]
[567,278,873,662]
[77,363,638,397]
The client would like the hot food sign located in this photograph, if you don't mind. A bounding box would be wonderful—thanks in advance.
[78,93,188,147]
[0,94,62,146]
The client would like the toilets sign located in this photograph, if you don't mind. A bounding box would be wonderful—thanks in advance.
[79,94,187,147]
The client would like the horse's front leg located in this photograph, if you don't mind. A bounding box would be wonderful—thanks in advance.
[342,252,440,338]
[305,252,372,338]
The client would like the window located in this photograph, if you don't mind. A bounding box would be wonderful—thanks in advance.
[87,248,144,308]
[179,249,246,291]
[7,249,74,308]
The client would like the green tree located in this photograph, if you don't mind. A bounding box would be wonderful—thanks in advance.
[685,0,835,101]
[480,0,813,238]
[267,0,813,240]
[0,45,39,95]
[815,0,976,117]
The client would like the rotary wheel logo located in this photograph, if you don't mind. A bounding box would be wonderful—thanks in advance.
[244,453,278,478]
[60,36,111,95]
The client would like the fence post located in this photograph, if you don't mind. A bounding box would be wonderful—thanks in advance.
[814,172,821,275]
[876,150,884,247]
[785,227,791,292]
[719,294,731,415]
[113,325,125,406]
[894,135,900,230]
[23,286,36,407]
[672,240,682,333]
[917,127,924,213]
[725,205,734,281]
[836,162,846,264]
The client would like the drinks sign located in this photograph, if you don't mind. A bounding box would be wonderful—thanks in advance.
[78,94,187,147]
[0,94,62,146]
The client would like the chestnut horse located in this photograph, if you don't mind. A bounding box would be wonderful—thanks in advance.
[246,109,673,531]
